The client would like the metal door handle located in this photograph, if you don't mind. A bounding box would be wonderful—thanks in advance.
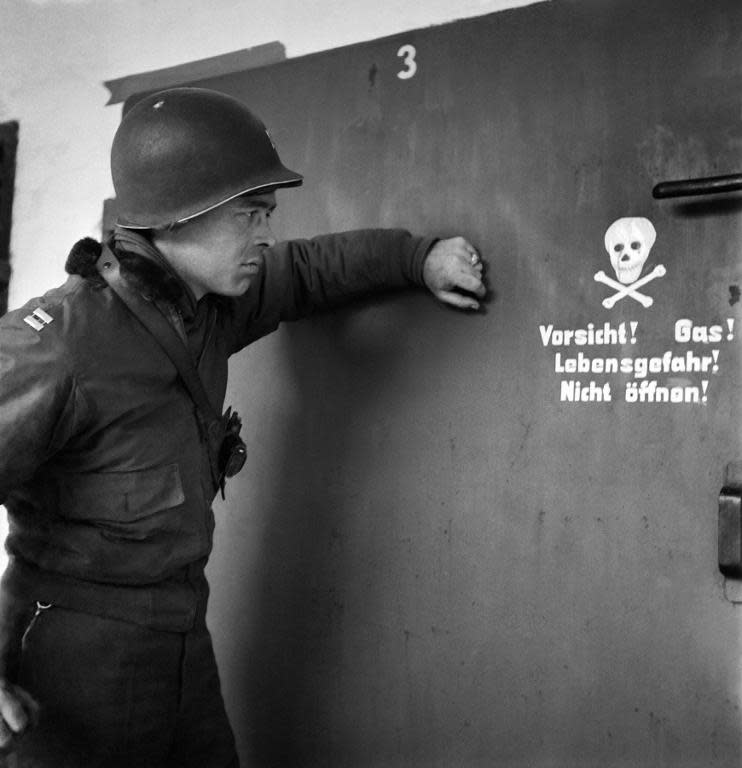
[653,173,742,199]
[719,486,742,579]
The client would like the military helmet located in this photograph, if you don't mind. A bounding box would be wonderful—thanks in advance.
[111,87,303,229]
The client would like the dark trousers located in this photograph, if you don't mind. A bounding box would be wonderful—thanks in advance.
[8,604,239,768]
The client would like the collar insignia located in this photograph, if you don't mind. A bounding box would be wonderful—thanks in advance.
[23,307,54,331]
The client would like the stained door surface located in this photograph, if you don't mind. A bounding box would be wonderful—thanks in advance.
[181,1,742,764]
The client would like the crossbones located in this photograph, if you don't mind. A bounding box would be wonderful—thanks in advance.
[594,265,666,308]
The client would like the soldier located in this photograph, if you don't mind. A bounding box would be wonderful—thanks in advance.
[0,87,486,766]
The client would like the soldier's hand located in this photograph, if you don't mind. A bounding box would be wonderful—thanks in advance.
[0,678,39,752]
[423,236,487,310]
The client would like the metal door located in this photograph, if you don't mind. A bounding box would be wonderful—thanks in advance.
[191,0,742,764]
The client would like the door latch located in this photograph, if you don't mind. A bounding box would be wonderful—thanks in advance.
[719,462,742,580]
[719,489,742,578]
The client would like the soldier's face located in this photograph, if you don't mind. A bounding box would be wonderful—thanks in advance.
[154,192,277,300]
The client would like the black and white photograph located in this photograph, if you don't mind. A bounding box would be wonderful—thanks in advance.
[0,0,740,765]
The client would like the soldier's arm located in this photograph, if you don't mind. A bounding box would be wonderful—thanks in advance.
[228,229,486,351]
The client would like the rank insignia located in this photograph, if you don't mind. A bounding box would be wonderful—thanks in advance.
[23,307,54,331]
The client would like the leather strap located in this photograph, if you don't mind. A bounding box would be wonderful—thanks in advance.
[96,244,222,486]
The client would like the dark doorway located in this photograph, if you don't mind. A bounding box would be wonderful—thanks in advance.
[0,121,18,316]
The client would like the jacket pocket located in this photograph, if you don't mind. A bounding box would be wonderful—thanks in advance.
[56,464,185,539]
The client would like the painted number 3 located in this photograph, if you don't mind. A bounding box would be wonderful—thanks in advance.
[397,44,417,80]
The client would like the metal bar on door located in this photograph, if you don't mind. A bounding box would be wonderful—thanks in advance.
[653,172,742,199]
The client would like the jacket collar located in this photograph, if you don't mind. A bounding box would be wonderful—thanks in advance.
[112,227,199,321]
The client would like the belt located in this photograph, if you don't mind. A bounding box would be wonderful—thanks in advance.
[2,557,207,632]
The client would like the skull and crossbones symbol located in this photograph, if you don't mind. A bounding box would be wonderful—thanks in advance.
[595,217,665,308]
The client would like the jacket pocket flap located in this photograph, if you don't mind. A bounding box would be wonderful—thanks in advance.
[57,464,185,522]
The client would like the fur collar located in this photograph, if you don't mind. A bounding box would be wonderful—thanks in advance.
[65,236,185,306]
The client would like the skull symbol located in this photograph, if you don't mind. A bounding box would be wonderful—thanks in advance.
[604,217,657,284]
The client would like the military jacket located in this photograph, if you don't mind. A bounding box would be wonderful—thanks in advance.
[0,229,434,630]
